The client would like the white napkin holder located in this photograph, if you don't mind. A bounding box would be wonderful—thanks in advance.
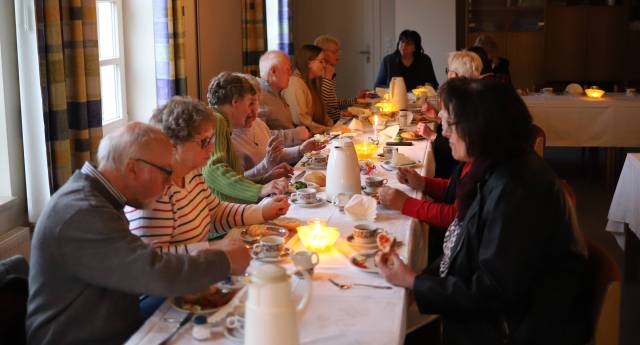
[344,194,377,221]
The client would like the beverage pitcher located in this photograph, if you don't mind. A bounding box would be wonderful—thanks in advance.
[389,77,408,110]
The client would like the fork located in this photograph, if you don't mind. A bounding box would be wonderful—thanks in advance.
[328,278,392,290]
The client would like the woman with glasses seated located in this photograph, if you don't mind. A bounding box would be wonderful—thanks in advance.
[203,72,291,203]
[233,74,326,183]
[126,96,289,253]
[377,78,590,345]
[282,44,333,134]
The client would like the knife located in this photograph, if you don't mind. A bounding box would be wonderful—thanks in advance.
[158,312,193,345]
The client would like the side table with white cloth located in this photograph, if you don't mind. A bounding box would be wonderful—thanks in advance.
[605,152,640,345]
[126,130,437,345]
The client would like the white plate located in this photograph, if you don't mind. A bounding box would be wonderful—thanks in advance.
[289,196,327,208]
[170,284,243,314]
[349,253,379,273]
[346,234,379,253]
[382,160,417,170]
[238,225,289,244]
[250,247,292,263]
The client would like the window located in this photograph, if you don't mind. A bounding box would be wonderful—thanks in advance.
[97,0,127,131]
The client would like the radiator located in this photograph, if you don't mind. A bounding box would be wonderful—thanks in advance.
[0,227,31,262]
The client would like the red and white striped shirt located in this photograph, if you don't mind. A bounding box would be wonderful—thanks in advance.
[126,169,263,254]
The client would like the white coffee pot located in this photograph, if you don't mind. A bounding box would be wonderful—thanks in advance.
[244,264,312,345]
[325,138,362,200]
[389,76,408,110]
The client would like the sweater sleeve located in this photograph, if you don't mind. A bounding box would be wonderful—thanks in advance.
[423,176,450,201]
[401,197,458,229]
[59,207,231,297]
[283,76,330,134]
[270,128,304,147]
[202,114,263,203]
[209,194,264,234]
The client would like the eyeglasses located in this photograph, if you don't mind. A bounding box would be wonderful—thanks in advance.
[134,158,173,177]
[312,58,326,65]
[190,134,215,149]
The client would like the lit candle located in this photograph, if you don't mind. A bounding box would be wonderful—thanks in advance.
[373,115,379,139]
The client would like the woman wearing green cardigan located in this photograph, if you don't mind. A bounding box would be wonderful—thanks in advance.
[203,72,290,203]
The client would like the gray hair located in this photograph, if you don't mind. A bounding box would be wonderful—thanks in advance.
[235,73,262,94]
[207,71,258,107]
[314,35,339,50]
[474,34,498,55]
[259,50,289,80]
[97,122,167,172]
[150,96,214,144]
[448,50,483,78]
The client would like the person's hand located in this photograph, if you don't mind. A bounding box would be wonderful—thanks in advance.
[324,64,335,80]
[264,136,284,168]
[263,162,293,182]
[299,138,326,154]
[420,102,438,119]
[378,186,409,211]
[396,167,425,191]
[293,126,311,141]
[356,89,368,99]
[260,194,290,220]
[375,251,416,288]
[208,228,251,275]
[260,177,289,196]
[416,122,437,141]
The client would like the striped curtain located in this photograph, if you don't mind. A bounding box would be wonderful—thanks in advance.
[241,0,267,76]
[35,0,103,192]
[276,0,293,55]
[153,0,187,105]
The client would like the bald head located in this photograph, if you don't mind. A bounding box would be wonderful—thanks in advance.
[97,122,171,172]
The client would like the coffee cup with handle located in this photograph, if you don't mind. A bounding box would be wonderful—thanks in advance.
[252,235,285,259]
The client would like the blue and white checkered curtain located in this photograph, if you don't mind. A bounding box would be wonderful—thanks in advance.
[276,0,293,55]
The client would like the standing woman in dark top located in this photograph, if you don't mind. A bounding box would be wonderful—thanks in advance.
[374,30,439,90]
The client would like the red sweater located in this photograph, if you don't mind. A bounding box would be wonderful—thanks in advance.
[401,162,471,228]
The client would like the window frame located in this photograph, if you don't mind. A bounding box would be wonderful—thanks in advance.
[97,0,128,135]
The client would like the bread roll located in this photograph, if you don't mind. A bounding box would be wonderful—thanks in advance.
[304,171,326,187]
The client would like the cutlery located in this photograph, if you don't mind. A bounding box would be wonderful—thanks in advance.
[158,312,194,345]
[328,278,392,290]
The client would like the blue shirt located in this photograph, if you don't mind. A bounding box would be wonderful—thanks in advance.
[374,51,439,91]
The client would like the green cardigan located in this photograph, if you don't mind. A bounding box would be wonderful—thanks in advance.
[203,107,263,203]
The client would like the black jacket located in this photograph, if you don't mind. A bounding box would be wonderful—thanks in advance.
[413,152,590,345]
[374,51,439,91]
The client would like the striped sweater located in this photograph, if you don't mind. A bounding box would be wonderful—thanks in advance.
[203,107,264,203]
[126,169,263,254]
[320,77,355,123]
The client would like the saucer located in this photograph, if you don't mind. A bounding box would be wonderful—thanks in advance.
[289,196,326,208]
[349,253,378,273]
[382,160,416,170]
[346,234,379,253]
[250,247,292,263]
[361,188,380,198]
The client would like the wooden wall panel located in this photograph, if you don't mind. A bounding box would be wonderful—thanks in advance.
[586,6,625,82]
[507,31,545,90]
[544,6,588,81]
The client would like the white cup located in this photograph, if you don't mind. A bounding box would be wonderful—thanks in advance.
[398,111,414,128]
[252,235,285,258]
[291,188,317,204]
[626,88,637,96]
[541,87,553,95]
[292,251,319,278]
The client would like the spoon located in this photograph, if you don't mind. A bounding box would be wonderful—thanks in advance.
[328,278,392,290]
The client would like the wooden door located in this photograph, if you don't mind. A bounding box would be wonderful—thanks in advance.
[507,31,545,90]
[585,6,625,82]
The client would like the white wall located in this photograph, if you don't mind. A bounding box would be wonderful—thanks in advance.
[0,0,27,231]
[123,0,157,123]
[395,0,456,87]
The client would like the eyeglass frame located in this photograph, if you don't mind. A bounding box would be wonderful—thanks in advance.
[188,133,215,149]
[133,158,173,177]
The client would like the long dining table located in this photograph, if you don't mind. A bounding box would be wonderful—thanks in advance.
[125,123,436,345]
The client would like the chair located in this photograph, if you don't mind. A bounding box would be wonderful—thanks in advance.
[585,238,621,345]
[531,124,546,158]
[0,255,29,345]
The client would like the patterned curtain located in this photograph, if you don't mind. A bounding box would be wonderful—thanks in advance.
[276,0,293,55]
[153,0,187,105]
[241,0,267,76]
[35,0,103,192]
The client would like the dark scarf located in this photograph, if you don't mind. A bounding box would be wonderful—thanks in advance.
[455,158,493,220]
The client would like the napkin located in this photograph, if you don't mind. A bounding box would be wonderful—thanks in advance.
[565,83,583,96]
[392,152,414,166]
[344,194,377,221]
[378,125,400,139]
[348,118,364,132]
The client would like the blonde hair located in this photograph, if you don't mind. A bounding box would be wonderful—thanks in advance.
[447,50,483,78]
[314,35,339,50]
[259,50,289,80]
[97,122,168,172]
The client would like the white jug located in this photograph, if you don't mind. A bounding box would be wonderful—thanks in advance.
[244,264,312,345]
[389,77,408,110]
[325,138,361,200]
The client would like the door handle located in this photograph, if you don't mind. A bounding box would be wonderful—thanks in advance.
[358,50,371,63]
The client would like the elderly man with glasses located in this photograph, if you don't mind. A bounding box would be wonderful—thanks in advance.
[27,122,251,345]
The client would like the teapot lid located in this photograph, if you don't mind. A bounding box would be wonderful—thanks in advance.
[252,264,288,284]
[332,138,354,148]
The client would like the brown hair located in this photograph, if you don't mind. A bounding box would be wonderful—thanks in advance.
[207,71,258,107]
[293,45,325,124]
[150,96,214,144]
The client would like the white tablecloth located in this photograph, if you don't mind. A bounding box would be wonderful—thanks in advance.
[606,153,640,249]
[126,133,435,345]
[522,94,640,147]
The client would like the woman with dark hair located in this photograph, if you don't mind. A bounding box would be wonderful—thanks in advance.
[377,78,590,344]
[374,29,439,90]
[283,44,333,134]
